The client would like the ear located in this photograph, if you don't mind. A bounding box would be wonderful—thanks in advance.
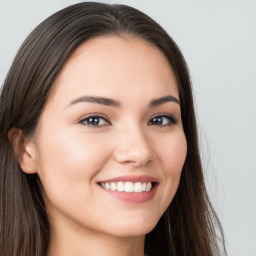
[8,128,38,174]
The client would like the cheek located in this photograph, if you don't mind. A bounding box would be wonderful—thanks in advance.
[36,128,112,198]
[156,131,187,204]
[159,131,187,176]
[40,128,108,169]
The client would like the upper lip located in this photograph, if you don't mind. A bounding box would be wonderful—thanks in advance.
[98,175,159,183]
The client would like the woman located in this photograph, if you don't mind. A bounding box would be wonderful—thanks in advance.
[0,2,226,256]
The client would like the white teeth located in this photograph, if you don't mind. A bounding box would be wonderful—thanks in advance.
[146,182,152,192]
[110,183,117,191]
[100,181,153,193]
[142,182,147,192]
[125,182,134,192]
[134,182,142,192]
[117,181,125,192]
[105,183,110,190]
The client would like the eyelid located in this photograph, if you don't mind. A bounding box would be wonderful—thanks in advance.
[151,112,178,120]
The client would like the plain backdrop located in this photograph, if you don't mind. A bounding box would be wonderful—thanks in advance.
[0,0,256,255]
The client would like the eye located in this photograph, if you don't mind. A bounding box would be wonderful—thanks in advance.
[79,115,110,127]
[148,115,177,127]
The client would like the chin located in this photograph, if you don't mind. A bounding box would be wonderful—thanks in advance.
[104,214,159,238]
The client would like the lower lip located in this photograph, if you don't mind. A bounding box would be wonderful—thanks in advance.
[99,184,157,203]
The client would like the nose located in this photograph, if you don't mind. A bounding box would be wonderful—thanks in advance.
[113,125,154,167]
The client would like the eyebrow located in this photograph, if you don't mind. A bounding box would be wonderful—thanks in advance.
[70,96,120,107]
[149,95,180,107]
[69,95,180,107]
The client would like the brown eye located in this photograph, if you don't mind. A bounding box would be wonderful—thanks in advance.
[80,115,110,127]
[148,115,177,126]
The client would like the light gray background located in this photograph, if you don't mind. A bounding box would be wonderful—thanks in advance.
[0,1,255,255]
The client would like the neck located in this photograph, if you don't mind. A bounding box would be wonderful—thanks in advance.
[47,215,145,256]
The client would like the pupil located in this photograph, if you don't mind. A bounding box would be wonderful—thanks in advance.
[88,117,99,125]
[152,117,162,124]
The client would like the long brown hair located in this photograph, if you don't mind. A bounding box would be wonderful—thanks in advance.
[0,2,226,255]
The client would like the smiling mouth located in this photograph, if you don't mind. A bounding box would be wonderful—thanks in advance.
[99,181,156,193]
[98,176,158,203]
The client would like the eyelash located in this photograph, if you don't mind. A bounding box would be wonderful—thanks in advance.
[148,114,177,127]
[79,114,177,127]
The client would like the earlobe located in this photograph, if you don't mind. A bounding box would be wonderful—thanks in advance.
[8,128,38,174]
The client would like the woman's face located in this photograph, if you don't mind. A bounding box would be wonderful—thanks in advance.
[31,36,187,238]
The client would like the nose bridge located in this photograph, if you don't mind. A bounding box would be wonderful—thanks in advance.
[114,121,153,166]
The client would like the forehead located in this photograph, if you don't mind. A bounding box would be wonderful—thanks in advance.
[49,36,179,105]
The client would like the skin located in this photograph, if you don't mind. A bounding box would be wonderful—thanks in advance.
[17,36,187,256]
